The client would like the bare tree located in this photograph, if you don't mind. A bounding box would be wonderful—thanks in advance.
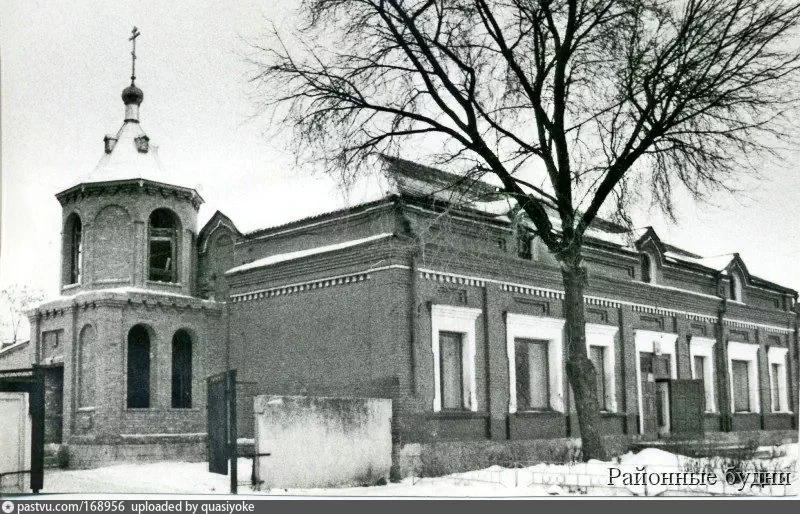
[251,0,800,459]
[0,284,45,347]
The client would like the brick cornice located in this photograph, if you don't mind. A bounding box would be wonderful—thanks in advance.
[56,179,203,211]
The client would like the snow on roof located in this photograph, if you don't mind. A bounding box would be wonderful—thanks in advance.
[664,252,734,273]
[62,118,198,193]
[0,340,30,355]
[32,287,220,311]
[584,225,634,247]
[226,233,395,275]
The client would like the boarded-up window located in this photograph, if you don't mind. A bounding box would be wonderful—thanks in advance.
[731,360,750,412]
[516,232,532,259]
[171,330,193,409]
[78,325,96,408]
[64,214,82,285]
[590,345,606,410]
[149,209,180,283]
[693,356,705,382]
[516,338,549,410]
[439,331,464,410]
[42,330,62,361]
[127,325,151,409]
[641,254,653,283]
[771,362,782,412]
[693,355,710,410]
[43,330,60,350]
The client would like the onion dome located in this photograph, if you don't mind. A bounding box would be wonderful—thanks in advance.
[122,82,144,106]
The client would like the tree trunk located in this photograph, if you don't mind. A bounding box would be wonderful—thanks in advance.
[562,257,607,462]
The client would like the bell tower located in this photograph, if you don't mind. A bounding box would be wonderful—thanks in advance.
[55,27,203,297]
[30,28,223,469]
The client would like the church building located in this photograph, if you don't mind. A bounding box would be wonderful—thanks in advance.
[3,37,798,471]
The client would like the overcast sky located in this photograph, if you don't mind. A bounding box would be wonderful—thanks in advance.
[2,0,800,299]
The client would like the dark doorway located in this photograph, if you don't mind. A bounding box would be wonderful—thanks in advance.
[43,366,64,444]
[127,325,151,408]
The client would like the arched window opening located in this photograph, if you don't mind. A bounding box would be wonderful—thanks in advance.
[171,329,193,408]
[127,325,151,408]
[641,253,655,284]
[78,325,96,408]
[64,214,83,285]
[730,274,742,302]
[149,209,179,283]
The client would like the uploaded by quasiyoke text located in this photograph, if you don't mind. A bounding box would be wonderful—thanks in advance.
[131,502,254,514]
[7,502,255,514]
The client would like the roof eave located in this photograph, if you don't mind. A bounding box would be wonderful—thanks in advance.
[56,178,205,205]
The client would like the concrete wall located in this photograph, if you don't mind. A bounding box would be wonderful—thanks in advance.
[253,395,392,488]
[0,392,31,492]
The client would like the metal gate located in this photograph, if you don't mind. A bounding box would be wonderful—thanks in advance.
[0,366,45,494]
[206,370,237,493]
[669,379,705,436]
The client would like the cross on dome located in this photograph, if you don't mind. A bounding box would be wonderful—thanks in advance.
[121,27,144,118]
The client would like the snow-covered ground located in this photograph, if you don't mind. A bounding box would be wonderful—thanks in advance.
[30,443,798,497]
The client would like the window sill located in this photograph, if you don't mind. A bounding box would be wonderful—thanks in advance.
[513,410,564,417]
[146,280,183,288]
[770,410,794,415]
[428,411,488,420]
[62,283,81,292]
[77,406,96,412]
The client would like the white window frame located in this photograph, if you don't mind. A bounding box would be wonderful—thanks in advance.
[634,330,678,434]
[431,304,481,412]
[767,346,790,413]
[506,313,565,413]
[689,336,717,413]
[727,341,760,414]
[585,323,619,413]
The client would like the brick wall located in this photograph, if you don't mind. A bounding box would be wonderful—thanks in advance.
[28,291,224,458]
[0,342,33,370]
[221,197,798,446]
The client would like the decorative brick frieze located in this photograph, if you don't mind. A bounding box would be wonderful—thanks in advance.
[420,269,486,287]
[231,271,370,303]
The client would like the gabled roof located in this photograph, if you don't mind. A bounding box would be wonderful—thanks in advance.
[637,228,795,294]
[379,154,500,201]
[233,155,795,296]
[198,210,241,253]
